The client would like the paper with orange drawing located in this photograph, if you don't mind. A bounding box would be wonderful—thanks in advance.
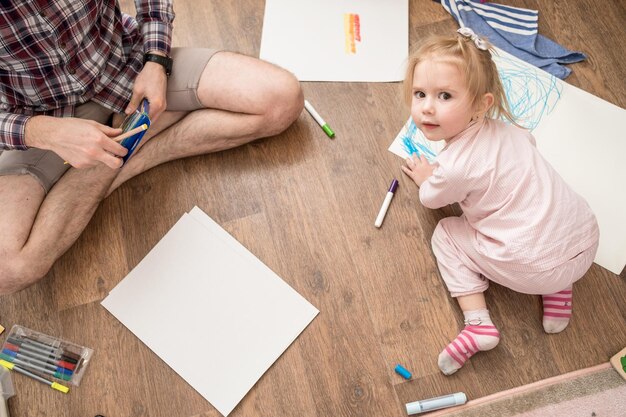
[260,0,408,82]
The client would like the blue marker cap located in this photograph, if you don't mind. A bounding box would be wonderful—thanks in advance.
[395,364,412,379]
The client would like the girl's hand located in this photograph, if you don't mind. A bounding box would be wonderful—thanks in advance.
[401,153,434,187]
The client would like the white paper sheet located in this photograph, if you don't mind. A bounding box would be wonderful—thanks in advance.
[260,0,408,82]
[102,208,319,416]
[389,49,626,274]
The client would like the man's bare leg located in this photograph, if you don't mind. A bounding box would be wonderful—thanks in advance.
[0,52,302,294]
[0,165,119,294]
[109,52,303,191]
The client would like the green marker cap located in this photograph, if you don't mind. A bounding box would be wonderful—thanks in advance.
[322,124,335,138]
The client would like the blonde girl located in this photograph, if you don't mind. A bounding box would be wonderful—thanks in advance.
[401,28,599,375]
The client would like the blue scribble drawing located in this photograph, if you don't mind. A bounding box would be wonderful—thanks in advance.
[395,118,443,162]
[493,52,562,131]
[401,120,437,161]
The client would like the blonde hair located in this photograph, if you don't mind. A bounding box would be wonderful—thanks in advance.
[403,32,517,124]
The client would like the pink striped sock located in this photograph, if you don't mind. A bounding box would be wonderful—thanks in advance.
[542,287,573,333]
[438,311,500,375]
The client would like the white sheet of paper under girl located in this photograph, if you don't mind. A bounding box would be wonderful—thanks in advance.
[260,0,408,82]
[101,207,319,416]
[389,49,626,275]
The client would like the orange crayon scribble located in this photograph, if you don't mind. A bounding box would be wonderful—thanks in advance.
[343,13,361,55]
[344,14,353,54]
[349,14,356,53]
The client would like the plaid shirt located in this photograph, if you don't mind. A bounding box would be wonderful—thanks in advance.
[0,0,174,150]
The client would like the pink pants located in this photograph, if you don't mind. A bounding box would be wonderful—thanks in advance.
[431,217,598,297]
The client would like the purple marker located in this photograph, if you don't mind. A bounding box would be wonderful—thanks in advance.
[375,179,399,228]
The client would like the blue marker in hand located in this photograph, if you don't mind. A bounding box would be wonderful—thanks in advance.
[119,99,151,163]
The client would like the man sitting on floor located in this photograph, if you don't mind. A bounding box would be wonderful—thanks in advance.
[0,0,303,294]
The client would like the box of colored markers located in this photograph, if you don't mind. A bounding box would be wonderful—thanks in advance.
[1,325,93,387]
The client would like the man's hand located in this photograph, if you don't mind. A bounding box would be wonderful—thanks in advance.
[124,56,168,122]
[401,153,435,187]
[25,116,127,169]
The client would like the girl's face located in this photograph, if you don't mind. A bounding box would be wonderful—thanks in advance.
[410,58,475,142]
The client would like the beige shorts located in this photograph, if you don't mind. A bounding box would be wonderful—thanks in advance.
[0,47,219,193]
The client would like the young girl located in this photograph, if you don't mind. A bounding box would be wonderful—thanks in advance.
[401,28,599,376]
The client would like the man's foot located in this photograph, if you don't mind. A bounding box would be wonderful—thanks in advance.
[542,287,573,334]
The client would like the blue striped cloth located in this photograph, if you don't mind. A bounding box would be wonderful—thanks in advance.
[435,0,586,79]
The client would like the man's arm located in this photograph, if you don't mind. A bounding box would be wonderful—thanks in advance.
[0,112,30,151]
[1,108,128,168]
[125,0,175,121]
[23,116,127,169]
[135,0,175,56]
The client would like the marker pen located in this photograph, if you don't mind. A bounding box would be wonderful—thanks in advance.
[406,392,467,415]
[4,342,76,371]
[0,354,72,380]
[7,337,78,364]
[1,349,73,375]
[304,100,335,138]
[0,359,69,394]
[375,179,399,228]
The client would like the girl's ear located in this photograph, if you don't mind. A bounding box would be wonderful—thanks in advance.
[480,92,495,114]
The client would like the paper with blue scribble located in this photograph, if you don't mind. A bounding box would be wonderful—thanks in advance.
[387,117,444,161]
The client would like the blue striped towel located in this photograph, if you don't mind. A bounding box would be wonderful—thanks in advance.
[435,0,586,79]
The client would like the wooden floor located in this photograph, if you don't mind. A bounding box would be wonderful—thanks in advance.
[1,1,625,416]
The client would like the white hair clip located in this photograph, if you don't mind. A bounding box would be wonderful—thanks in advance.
[457,27,489,51]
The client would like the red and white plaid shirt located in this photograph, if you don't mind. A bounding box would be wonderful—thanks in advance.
[0,0,174,150]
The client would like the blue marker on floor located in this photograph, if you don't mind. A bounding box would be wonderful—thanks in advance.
[395,364,412,379]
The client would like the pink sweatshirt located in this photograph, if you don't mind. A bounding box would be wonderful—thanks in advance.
[419,118,599,272]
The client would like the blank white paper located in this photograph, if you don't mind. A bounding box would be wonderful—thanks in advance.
[260,0,408,82]
[102,208,319,416]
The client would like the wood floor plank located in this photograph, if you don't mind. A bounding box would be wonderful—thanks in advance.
[247,120,402,417]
